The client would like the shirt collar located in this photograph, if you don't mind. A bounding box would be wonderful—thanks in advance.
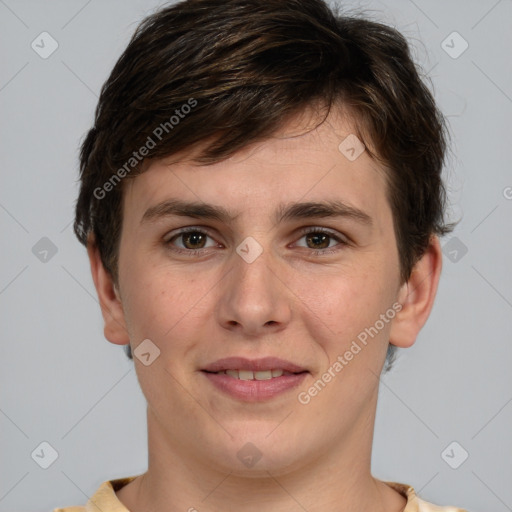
[84,476,424,512]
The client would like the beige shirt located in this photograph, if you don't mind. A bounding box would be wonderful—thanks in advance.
[53,476,468,512]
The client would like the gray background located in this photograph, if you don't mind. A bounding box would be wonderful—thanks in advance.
[1,0,511,511]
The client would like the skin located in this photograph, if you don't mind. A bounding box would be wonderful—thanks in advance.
[88,107,442,512]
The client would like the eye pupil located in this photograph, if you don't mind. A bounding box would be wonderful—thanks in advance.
[183,232,206,249]
[306,233,330,249]
[172,229,339,254]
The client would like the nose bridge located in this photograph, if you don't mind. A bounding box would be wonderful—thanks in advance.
[216,235,291,334]
[231,236,277,302]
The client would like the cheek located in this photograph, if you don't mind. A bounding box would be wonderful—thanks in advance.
[296,262,396,352]
[120,259,196,342]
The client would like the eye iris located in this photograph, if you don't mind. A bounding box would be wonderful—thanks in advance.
[306,233,330,249]
[178,232,333,250]
[183,232,206,249]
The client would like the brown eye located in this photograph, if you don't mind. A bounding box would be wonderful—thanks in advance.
[305,232,331,249]
[295,228,348,255]
[181,231,207,249]
[166,228,217,253]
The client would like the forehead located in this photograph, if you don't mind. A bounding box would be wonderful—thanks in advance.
[122,108,391,231]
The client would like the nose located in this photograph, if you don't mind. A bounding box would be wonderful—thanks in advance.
[215,241,292,337]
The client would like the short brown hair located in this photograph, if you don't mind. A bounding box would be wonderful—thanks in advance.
[74,0,455,368]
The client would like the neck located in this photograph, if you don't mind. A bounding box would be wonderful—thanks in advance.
[116,397,406,512]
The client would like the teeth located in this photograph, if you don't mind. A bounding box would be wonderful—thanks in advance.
[238,370,254,381]
[218,369,287,380]
[254,370,272,380]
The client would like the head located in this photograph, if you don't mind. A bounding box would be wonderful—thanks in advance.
[74,0,453,475]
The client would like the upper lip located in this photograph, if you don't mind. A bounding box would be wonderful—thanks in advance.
[202,357,307,373]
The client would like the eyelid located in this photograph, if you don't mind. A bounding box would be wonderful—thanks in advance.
[292,226,349,254]
[164,226,219,246]
[295,226,348,242]
[165,225,213,238]
[164,225,349,255]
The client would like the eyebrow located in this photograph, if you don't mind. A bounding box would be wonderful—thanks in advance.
[141,198,373,227]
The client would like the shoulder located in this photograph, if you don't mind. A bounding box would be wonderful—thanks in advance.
[383,481,468,512]
[52,475,139,512]
[417,497,469,512]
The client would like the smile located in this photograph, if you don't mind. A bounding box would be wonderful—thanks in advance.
[211,369,293,380]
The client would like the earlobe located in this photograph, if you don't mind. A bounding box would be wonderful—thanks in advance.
[86,236,130,346]
[389,235,443,349]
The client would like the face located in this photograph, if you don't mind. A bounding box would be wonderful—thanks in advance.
[93,108,439,476]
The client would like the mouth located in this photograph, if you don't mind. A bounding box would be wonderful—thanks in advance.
[201,357,309,402]
[202,356,307,373]
[204,368,298,380]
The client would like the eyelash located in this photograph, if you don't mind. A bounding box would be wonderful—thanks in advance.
[164,226,349,257]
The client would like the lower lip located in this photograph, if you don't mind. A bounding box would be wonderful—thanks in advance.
[201,371,308,402]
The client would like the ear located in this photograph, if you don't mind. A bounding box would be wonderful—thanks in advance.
[87,236,130,346]
[389,235,443,349]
